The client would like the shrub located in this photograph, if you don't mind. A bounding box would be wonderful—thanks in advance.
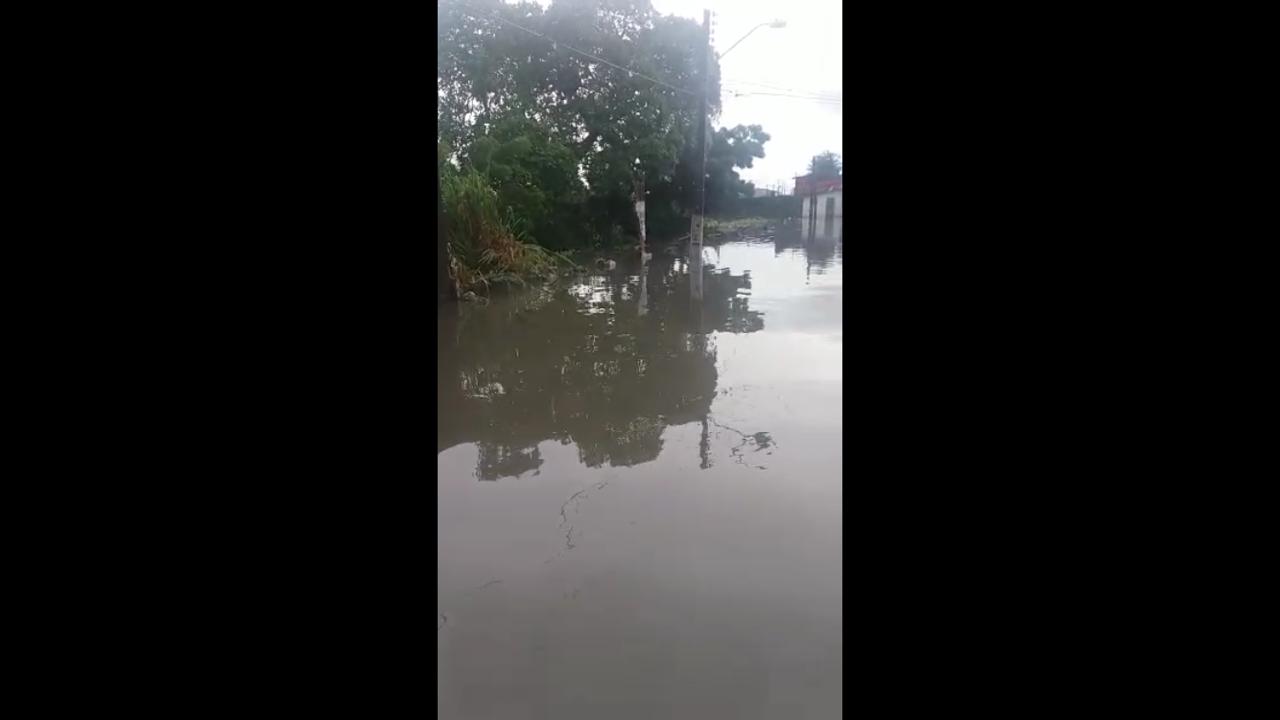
[442,170,571,294]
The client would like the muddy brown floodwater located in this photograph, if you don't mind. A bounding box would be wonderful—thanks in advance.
[438,222,842,719]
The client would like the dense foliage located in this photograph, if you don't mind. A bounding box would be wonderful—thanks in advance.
[808,151,842,179]
[438,0,777,253]
[716,194,802,220]
[440,161,568,295]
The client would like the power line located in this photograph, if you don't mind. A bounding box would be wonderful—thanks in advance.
[724,78,842,99]
[726,87,843,102]
[460,6,696,97]
[724,81,841,100]
[727,90,843,104]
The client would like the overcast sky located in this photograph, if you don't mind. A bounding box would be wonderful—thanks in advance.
[649,0,843,192]
[520,0,843,192]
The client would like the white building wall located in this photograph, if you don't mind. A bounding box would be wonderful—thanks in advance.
[801,190,842,220]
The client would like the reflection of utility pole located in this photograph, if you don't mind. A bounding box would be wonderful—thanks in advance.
[699,416,711,469]
[638,251,649,317]
[690,9,711,257]
[690,248,706,340]
[690,243,703,301]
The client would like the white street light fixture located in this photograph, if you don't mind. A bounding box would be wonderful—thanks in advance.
[718,20,787,59]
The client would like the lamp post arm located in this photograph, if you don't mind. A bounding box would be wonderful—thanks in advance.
[718,23,766,59]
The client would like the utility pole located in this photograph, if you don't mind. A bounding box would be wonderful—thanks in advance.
[439,143,452,302]
[689,9,711,304]
[690,9,711,255]
[636,171,649,316]
[634,172,646,257]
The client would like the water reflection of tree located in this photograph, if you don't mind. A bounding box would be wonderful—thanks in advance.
[438,253,763,480]
[475,443,542,480]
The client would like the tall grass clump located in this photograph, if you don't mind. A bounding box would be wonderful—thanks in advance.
[442,170,571,295]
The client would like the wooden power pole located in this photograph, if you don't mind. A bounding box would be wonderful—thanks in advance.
[690,9,711,254]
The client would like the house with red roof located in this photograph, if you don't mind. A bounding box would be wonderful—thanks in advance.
[793,173,843,231]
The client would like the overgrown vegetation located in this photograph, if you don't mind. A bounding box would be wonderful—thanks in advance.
[442,169,572,295]
[438,0,782,261]
[704,217,776,237]
[715,194,802,220]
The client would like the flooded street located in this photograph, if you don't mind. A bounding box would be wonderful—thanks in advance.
[438,222,842,718]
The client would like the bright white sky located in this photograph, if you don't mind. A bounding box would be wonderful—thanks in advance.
[650,0,843,192]
[522,0,843,193]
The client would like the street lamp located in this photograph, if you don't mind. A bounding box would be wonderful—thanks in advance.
[690,14,786,267]
[718,20,786,59]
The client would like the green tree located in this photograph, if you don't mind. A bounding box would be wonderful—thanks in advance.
[808,151,842,179]
[705,124,770,213]
[461,119,589,249]
[439,0,763,246]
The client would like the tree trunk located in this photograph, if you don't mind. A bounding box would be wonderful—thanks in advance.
[634,176,646,256]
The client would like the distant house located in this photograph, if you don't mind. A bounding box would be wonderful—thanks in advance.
[753,187,779,198]
[793,174,843,223]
